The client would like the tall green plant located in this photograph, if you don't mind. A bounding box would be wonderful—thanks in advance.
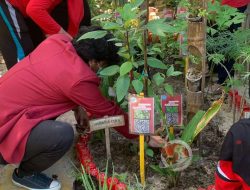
[89,0,185,103]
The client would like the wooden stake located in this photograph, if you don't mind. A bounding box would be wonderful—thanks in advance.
[105,127,111,160]
[89,115,125,161]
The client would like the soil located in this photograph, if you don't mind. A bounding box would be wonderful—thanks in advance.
[82,77,226,190]
[83,123,222,190]
[0,58,236,190]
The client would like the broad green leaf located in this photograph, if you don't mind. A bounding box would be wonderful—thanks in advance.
[116,75,130,102]
[181,93,224,144]
[107,38,119,42]
[100,76,110,98]
[167,65,182,77]
[132,61,139,68]
[103,22,122,30]
[164,84,174,96]
[118,53,130,60]
[147,19,175,37]
[120,62,133,76]
[77,31,107,41]
[151,47,162,54]
[131,0,144,9]
[91,13,112,21]
[193,95,224,139]
[181,111,205,144]
[148,57,167,69]
[166,65,174,76]
[137,36,144,51]
[153,73,165,86]
[172,71,182,76]
[146,148,154,157]
[118,4,136,21]
[100,65,120,76]
[207,27,218,36]
[137,60,145,66]
[132,79,143,94]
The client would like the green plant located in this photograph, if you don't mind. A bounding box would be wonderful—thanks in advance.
[149,93,223,187]
[207,0,246,34]
[150,165,180,187]
[181,93,224,144]
[86,0,186,104]
[180,0,206,19]
[206,0,250,95]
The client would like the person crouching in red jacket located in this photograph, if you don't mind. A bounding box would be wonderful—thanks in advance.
[0,26,139,190]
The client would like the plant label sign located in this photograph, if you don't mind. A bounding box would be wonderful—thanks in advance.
[161,95,183,126]
[129,95,154,135]
[89,115,125,132]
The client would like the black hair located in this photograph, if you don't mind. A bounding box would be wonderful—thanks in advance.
[72,26,120,66]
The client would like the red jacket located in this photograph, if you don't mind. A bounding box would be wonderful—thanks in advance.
[7,0,84,36]
[215,161,250,190]
[0,34,136,163]
[222,0,250,8]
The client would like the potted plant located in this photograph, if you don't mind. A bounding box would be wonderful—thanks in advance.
[184,0,207,22]
[186,67,202,92]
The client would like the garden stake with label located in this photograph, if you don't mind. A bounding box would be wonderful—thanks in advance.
[89,115,125,160]
[138,92,145,187]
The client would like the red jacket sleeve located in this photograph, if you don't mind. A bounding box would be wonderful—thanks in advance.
[26,0,61,35]
[69,80,137,139]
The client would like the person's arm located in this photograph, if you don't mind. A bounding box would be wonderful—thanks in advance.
[26,0,71,38]
[69,80,137,139]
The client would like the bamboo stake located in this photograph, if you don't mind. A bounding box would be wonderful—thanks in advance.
[201,0,207,103]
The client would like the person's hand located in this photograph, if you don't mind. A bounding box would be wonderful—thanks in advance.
[58,28,73,40]
[147,136,165,148]
[45,28,73,40]
[73,106,90,133]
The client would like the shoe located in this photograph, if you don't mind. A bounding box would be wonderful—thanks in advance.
[12,169,61,190]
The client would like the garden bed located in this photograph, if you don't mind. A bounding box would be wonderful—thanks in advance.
[73,76,227,190]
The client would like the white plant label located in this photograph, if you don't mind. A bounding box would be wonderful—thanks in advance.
[89,115,125,132]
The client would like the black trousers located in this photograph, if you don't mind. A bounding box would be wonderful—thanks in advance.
[0,0,91,70]
[0,120,74,175]
[217,5,248,84]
